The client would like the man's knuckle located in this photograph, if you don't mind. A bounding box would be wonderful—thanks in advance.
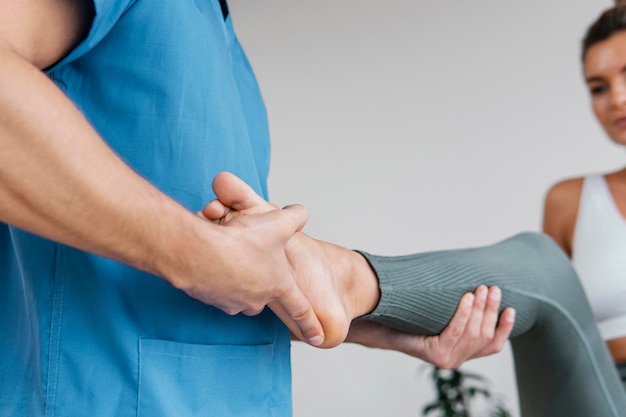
[448,327,463,339]
[272,283,291,299]
[290,306,311,322]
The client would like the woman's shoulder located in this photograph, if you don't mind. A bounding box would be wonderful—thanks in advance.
[544,176,585,207]
[542,176,587,257]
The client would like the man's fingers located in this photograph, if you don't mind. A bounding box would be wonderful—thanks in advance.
[477,307,516,356]
[200,200,231,222]
[212,171,268,211]
[277,204,308,234]
[434,285,507,367]
[479,286,502,338]
[267,206,317,346]
[277,285,325,346]
[242,206,314,341]
[499,307,516,338]
[439,292,474,343]
[462,285,488,341]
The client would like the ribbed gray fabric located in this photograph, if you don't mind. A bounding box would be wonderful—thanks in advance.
[617,362,626,392]
[358,232,626,417]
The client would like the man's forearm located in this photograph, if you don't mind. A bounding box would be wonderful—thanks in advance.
[0,47,199,278]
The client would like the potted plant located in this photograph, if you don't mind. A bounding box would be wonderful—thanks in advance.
[422,366,513,417]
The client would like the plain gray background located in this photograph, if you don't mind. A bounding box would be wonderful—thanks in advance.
[230,1,621,415]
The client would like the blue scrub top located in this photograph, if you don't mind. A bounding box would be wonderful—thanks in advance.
[0,1,292,416]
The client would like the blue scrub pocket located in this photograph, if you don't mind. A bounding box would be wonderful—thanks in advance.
[137,339,275,417]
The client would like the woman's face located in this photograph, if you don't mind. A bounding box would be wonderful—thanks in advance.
[584,30,626,146]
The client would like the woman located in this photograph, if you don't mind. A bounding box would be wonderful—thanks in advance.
[204,7,626,417]
[205,170,626,417]
[543,3,626,391]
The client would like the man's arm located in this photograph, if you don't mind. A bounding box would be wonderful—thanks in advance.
[0,0,325,345]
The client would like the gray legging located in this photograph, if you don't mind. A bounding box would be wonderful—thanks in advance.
[359,232,626,417]
[618,362,626,392]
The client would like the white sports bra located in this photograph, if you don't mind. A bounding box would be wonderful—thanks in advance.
[572,175,626,341]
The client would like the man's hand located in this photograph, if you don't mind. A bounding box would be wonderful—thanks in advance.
[177,202,327,347]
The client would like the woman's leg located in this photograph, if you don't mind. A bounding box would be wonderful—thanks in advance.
[616,362,626,392]
[359,232,626,416]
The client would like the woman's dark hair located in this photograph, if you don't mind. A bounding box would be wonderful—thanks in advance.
[582,4,626,61]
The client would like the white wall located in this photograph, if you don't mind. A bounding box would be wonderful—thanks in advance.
[229,1,622,416]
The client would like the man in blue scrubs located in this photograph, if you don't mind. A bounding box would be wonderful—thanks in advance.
[0,1,511,416]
